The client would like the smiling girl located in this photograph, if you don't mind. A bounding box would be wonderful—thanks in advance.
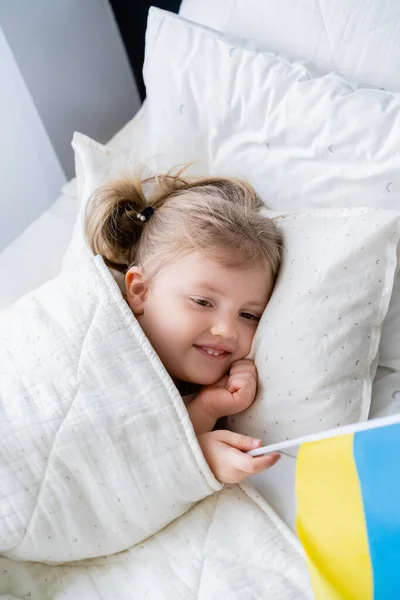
[85,170,283,483]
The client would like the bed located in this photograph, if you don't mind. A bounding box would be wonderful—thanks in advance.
[1,1,400,598]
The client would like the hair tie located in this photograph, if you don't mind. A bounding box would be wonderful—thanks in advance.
[136,206,154,223]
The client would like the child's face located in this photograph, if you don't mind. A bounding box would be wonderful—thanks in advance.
[126,251,274,385]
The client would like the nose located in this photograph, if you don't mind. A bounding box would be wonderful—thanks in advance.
[210,313,238,342]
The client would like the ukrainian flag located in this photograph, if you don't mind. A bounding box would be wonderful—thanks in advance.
[296,418,400,600]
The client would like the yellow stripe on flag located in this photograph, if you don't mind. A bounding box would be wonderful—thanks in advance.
[296,434,372,600]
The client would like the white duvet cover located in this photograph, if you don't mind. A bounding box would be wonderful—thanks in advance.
[0,255,311,598]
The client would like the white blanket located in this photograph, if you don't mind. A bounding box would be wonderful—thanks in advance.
[0,256,311,598]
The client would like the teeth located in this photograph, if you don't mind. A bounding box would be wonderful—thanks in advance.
[205,348,223,356]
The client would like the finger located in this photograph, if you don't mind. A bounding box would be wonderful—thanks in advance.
[228,372,253,385]
[228,370,257,386]
[251,453,281,473]
[227,377,248,393]
[217,430,262,451]
[231,359,255,368]
[234,451,281,474]
[229,370,254,381]
[228,376,256,396]
[229,360,256,375]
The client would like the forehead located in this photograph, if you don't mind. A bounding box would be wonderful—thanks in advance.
[158,251,273,302]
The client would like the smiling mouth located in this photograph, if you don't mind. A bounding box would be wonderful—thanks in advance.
[194,345,231,359]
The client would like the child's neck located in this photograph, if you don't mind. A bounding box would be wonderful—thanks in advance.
[175,380,200,397]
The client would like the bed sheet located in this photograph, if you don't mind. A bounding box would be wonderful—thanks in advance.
[0,193,76,311]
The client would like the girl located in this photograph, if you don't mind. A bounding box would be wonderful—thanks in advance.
[85,169,283,484]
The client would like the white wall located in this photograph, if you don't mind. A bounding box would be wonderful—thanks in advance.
[0,27,66,253]
[0,0,141,179]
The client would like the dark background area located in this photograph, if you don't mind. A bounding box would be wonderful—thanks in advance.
[109,0,182,101]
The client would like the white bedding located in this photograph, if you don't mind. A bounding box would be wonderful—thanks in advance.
[0,485,310,600]
[176,1,400,425]
[0,193,76,311]
[180,0,400,92]
[2,1,400,596]
[0,254,311,599]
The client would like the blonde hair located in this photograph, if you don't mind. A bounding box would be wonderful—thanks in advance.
[85,168,283,280]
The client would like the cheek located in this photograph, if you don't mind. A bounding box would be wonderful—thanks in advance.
[170,307,205,347]
[137,297,170,348]
[237,324,258,356]
[145,299,197,349]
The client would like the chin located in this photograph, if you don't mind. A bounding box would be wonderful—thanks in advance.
[168,357,229,386]
[185,370,226,387]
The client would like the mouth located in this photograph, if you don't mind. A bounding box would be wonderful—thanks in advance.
[194,345,232,360]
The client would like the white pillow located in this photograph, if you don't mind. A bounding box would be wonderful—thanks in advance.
[143,8,400,421]
[144,9,400,212]
[370,253,400,418]
[227,208,400,445]
[180,0,400,92]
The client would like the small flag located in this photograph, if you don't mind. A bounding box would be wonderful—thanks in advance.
[248,414,400,599]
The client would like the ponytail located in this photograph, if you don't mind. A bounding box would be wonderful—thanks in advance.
[85,167,188,272]
[85,177,148,272]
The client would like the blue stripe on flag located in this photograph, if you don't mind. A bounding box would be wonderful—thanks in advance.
[353,422,400,600]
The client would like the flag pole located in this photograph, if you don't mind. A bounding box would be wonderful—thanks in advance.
[248,412,400,456]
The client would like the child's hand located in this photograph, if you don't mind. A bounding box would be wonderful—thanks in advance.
[198,429,280,484]
[198,359,258,420]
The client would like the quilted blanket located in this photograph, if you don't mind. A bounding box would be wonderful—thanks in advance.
[0,256,311,598]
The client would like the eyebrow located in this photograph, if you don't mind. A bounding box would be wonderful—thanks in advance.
[194,283,266,309]
[195,283,223,295]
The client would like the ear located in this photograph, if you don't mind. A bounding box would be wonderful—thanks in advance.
[125,266,148,315]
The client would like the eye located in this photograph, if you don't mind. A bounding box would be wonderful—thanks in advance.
[240,312,260,321]
[191,297,213,307]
